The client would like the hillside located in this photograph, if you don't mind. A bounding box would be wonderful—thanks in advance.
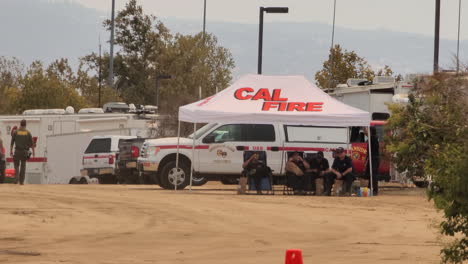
[0,0,462,81]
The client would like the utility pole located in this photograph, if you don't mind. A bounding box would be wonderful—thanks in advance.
[456,0,462,74]
[109,0,115,87]
[203,0,207,38]
[328,0,337,92]
[98,37,102,108]
[433,0,441,74]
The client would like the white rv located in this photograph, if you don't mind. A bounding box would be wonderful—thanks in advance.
[329,77,412,120]
[0,107,160,184]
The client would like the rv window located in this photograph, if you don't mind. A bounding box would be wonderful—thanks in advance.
[285,126,348,143]
[85,138,111,154]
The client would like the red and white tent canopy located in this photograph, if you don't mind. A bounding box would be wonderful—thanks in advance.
[179,74,370,127]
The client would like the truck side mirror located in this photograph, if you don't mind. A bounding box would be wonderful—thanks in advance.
[202,134,215,144]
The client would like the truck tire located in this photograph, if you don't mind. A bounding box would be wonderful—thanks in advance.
[221,177,239,185]
[191,176,208,186]
[159,161,189,190]
[413,181,429,188]
[69,178,79,184]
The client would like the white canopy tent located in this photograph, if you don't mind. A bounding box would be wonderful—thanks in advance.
[175,74,375,193]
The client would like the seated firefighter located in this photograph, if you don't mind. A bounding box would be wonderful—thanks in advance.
[285,151,311,194]
[306,151,330,192]
[242,151,270,195]
[323,147,355,196]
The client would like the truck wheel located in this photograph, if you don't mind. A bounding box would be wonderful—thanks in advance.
[414,181,428,188]
[221,177,239,185]
[160,161,189,190]
[191,176,208,186]
[79,178,88,184]
[69,178,79,184]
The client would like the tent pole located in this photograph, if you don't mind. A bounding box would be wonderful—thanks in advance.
[368,125,374,196]
[175,120,181,191]
[189,123,196,191]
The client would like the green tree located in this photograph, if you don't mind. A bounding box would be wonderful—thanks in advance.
[0,57,23,114]
[159,32,234,114]
[82,0,234,115]
[386,74,468,263]
[76,58,121,107]
[102,0,171,104]
[315,44,395,88]
[13,60,87,113]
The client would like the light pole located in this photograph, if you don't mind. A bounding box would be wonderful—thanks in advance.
[257,7,289,75]
[434,0,441,73]
[109,0,115,87]
[156,75,172,112]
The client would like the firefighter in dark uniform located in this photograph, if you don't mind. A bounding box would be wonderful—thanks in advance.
[10,120,34,185]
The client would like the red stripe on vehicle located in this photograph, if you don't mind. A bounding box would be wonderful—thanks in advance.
[83,155,113,159]
[278,147,328,152]
[6,157,47,162]
[267,147,351,153]
[156,145,209,150]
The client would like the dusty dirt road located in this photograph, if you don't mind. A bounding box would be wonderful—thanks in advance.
[0,183,441,264]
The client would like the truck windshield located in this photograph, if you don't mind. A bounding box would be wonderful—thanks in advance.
[188,123,218,140]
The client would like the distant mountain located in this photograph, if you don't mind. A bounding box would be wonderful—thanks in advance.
[0,0,462,82]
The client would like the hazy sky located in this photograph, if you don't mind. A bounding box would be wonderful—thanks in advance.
[73,0,467,40]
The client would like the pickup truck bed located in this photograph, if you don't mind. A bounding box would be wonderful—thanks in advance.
[117,138,150,184]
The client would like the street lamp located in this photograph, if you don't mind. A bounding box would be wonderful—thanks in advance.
[257,6,289,75]
[156,75,172,112]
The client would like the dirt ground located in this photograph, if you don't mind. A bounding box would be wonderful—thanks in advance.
[0,182,442,264]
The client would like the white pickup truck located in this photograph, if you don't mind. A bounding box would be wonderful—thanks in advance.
[137,123,354,189]
[79,135,135,184]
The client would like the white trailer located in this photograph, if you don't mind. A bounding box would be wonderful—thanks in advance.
[329,77,413,120]
[0,110,160,184]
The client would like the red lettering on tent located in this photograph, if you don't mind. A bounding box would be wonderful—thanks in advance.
[197,96,214,106]
[287,102,306,111]
[262,102,279,111]
[306,102,323,112]
[271,89,288,101]
[234,87,254,100]
[252,88,272,101]
[278,102,287,111]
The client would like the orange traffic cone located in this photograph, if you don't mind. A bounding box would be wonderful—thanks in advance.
[285,249,303,264]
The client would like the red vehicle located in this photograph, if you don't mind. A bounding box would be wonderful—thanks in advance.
[350,121,391,181]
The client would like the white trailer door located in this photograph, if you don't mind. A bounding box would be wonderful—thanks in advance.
[45,129,130,184]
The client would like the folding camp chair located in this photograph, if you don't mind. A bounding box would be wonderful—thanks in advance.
[242,151,274,195]
[283,151,314,195]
